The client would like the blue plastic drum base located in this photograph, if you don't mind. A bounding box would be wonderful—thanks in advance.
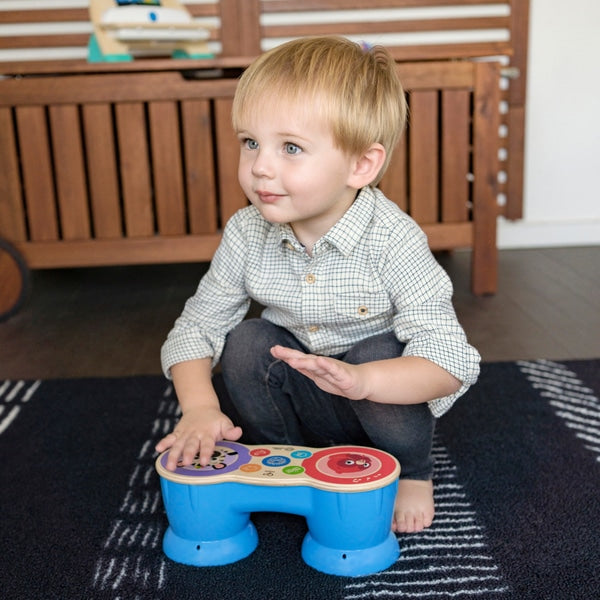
[301,531,400,577]
[162,522,259,567]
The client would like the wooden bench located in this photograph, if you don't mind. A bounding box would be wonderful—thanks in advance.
[0,1,530,319]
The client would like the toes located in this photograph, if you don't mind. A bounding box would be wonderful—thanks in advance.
[398,513,424,534]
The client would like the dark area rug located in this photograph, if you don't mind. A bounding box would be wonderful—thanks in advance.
[1,359,599,599]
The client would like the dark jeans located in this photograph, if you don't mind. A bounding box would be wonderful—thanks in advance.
[220,319,435,480]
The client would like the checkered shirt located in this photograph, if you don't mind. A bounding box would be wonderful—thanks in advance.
[161,186,480,416]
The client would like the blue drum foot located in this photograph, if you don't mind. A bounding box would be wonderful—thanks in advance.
[162,522,259,566]
[301,531,400,577]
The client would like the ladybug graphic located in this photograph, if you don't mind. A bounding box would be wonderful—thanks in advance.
[327,453,371,474]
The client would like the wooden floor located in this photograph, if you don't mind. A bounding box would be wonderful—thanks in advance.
[0,246,598,380]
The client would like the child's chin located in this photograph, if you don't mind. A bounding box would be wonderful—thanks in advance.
[255,206,290,224]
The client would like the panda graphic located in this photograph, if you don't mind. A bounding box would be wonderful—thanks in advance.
[180,447,239,470]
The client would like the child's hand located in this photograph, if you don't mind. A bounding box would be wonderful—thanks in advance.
[270,345,368,400]
[155,406,243,472]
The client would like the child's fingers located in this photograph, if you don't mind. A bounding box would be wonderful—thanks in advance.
[158,431,200,471]
[196,438,216,467]
[155,431,177,453]
[270,345,307,360]
[223,425,243,441]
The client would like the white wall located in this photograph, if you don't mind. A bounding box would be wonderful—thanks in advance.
[498,0,600,248]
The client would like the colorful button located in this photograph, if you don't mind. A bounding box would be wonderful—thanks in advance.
[240,464,262,473]
[262,455,290,467]
[283,465,305,475]
[250,448,271,457]
[291,450,312,459]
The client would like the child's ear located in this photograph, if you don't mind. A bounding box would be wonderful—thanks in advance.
[348,143,386,188]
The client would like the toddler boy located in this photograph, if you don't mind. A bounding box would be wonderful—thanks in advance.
[157,36,480,533]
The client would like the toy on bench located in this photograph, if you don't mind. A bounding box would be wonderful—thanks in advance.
[88,0,213,62]
[156,441,401,576]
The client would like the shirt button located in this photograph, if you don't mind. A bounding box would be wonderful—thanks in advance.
[308,325,319,333]
[305,274,316,284]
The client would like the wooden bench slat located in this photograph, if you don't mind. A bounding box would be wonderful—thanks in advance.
[0,108,27,241]
[0,72,239,106]
[423,222,472,250]
[262,16,510,39]
[408,90,439,224]
[149,101,187,236]
[0,34,91,51]
[387,41,512,62]
[0,4,218,24]
[82,104,123,239]
[0,9,89,25]
[49,105,92,240]
[15,107,59,242]
[397,60,474,89]
[182,99,219,234]
[18,235,223,269]
[115,103,155,237]
[262,0,505,11]
[379,134,408,213]
[441,89,470,223]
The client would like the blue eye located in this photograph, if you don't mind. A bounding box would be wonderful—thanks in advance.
[284,143,302,155]
[244,138,259,150]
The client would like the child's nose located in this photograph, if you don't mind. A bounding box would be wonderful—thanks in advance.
[251,150,274,178]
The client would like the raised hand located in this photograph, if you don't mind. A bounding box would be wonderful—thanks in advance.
[270,345,369,400]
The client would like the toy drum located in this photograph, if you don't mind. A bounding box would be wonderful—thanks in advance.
[156,442,401,576]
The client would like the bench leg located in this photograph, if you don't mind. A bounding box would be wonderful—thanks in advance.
[472,61,501,296]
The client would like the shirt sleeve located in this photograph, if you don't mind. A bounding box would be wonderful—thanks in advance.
[383,220,481,417]
[160,210,252,378]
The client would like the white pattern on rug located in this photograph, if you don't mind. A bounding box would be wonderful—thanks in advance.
[519,359,600,462]
[344,435,510,599]
[91,384,178,595]
[0,379,41,436]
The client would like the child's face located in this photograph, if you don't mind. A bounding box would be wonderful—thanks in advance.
[236,98,359,247]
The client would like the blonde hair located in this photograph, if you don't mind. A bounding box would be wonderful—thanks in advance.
[232,36,407,185]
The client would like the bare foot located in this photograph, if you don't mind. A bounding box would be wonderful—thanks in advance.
[392,479,434,533]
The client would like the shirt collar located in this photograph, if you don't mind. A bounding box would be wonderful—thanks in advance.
[322,187,376,256]
[276,187,376,256]
[276,224,304,253]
